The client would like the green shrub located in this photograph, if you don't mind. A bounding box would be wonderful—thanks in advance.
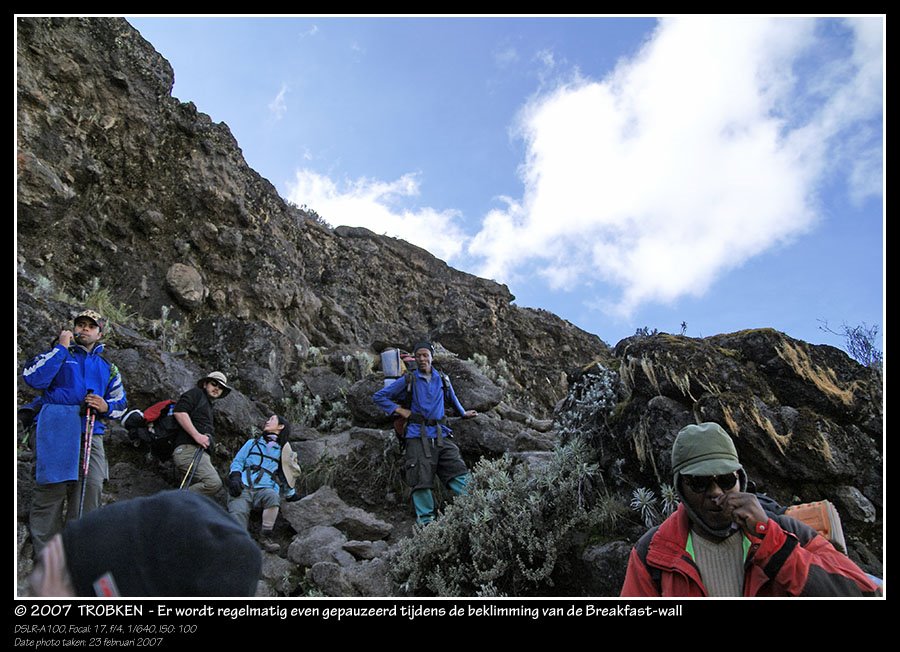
[391,440,611,596]
[80,277,135,329]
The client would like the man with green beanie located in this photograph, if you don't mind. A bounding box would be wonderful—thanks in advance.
[621,422,879,596]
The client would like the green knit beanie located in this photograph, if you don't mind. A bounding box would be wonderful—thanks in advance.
[672,422,742,478]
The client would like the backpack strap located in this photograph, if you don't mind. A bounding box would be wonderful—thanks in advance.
[244,438,281,488]
[634,525,663,594]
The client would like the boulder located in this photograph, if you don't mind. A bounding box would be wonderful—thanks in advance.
[255,553,300,597]
[165,263,206,310]
[342,539,389,561]
[281,485,393,540]
[286,525,354,568]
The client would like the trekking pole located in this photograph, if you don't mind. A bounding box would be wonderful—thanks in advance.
[77,396,96,519]
[179,446,204,490]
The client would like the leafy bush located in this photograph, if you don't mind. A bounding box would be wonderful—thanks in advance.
[555,363,620,443]
[282,381,351,432]
[80,277,135,329]
[469,352,511,389]
[391,440,611,596]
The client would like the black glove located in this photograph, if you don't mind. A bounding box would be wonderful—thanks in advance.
[286,492,302,502]
[227,472,243,498]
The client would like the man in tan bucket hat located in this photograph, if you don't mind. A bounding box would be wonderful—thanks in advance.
[171,371,233,496]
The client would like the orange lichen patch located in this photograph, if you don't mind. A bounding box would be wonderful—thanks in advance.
[640,357,661,395]
[721,404,741,439]
[720,399,792,456]
[631,417,661,480]
[748,403,791,455]
[776,341,855,406]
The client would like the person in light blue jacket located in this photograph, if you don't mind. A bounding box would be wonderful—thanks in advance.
[373,341,477,525]
[22,309,127,555]
[226,415,298,553]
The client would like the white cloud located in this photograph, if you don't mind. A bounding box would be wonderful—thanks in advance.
[494,45,519,67]
[268,83,289,120]
[286,170,469,263]
[469,17,883,316]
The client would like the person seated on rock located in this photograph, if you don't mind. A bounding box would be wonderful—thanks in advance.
[226,414,300,553]
[621,422,880,597]
[171,371,231,497]
[27,491,261,597]
[373,341,477,526]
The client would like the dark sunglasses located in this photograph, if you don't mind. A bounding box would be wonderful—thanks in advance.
[208,380,224,389]
[681,472,738,493]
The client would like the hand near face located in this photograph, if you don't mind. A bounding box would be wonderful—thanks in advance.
[714,492,768,537]
[59,330,74,348]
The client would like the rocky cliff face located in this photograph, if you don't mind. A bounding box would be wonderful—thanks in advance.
[16,17,606,415]
[16,18,883,597]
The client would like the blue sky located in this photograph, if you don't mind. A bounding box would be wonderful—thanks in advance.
[127,16,884,352]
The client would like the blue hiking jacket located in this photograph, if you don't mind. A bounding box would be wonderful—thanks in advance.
[23,343,127,435]
[373,368,467,439]
[230,437,295,498]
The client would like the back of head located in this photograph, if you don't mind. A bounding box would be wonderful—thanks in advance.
[62,491,261,597]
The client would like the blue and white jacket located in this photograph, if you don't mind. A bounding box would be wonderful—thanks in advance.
[23,342,127,436]
[230,437,295,498]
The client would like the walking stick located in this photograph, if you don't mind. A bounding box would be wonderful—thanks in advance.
[180,446,204,490]
[77,402,96,519]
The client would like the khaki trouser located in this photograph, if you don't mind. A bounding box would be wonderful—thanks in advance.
[173,444,222,497]
[30,436,107,556]
[227,487,280,529]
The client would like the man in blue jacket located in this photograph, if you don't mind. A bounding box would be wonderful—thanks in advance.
[22,309,127,555]
[373,341,477,525]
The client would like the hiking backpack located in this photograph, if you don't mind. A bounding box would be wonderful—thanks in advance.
[121,399,180,460]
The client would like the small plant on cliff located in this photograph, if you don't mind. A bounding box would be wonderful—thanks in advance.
[630,487,661,528]
[391,440,610,596]
[470,352,511,389]
[151,305,182,352]
[80,277,135,330]
[282,381,351,432]
[342,351,375,380]
[818,319,883,371]
[630,484,678,527]
[660,483,679,516]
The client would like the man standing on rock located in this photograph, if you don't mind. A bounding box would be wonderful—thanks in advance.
[621,422,880,597]
[22,309,128,556]
[373,341,477,525]
[171,371,231,497]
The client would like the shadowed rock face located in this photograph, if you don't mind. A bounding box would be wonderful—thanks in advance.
[16,18,883,595]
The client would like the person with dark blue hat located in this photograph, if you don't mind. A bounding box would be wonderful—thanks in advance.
[373,341,477,525]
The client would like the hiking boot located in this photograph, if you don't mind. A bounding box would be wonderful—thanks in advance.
[258,534,280,553]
